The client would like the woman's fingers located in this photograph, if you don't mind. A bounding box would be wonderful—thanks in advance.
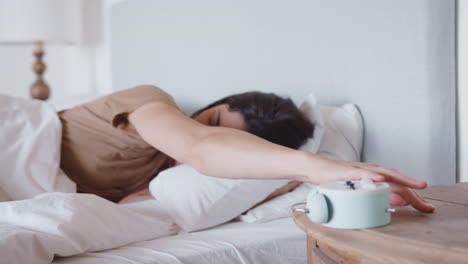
[390,193,408,206]
[317,158,434,213]
[344,167,384,182]
[344,162,434,213]
[345,165,432,212]
[389,183,434,213]
[351,162,427,189]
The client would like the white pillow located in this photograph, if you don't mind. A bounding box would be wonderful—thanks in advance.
[240,94,364,223]
[297,93,325,155]
[149,164,289,232]
[316,103,363,162]
[0,95,76,201]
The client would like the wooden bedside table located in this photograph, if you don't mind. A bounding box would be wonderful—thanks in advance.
[292,183,468,264]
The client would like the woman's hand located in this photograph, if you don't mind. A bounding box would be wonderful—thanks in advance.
[309,156,435,213]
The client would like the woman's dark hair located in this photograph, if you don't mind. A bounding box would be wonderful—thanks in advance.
[192,91,314,150]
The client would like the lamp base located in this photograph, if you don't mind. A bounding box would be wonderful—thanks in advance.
[31,79,50,100]
[31,41,50,101]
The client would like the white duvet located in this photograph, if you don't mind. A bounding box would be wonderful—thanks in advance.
[0,95,75,201]
[0,194,178,264]
[0,96,179,264]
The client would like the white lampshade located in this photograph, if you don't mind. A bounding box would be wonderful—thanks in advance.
[0,0,81,44]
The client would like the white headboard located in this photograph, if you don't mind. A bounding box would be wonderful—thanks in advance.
[109,0,456,185]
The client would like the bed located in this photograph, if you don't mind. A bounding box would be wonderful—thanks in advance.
[1,1,456,264]
[53,217,305,264]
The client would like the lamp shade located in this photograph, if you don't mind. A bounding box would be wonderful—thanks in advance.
[0,0,81,44]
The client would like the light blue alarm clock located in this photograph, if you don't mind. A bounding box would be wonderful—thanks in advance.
[306,178,394,229]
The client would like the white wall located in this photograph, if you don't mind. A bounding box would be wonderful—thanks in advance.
[458,0,468,182]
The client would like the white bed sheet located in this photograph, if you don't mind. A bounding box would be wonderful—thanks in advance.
[53,217,306,264]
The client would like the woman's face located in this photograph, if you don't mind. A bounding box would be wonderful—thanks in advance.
[194,104,246,130]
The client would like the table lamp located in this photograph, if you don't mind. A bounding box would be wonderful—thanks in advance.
[0,0,81,100]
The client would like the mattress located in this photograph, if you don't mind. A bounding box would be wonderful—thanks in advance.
[53,217,306,264]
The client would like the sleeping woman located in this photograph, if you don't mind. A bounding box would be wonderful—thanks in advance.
[59,85,434,213]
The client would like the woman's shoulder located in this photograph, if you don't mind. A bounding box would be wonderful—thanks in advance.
[95,84,178,110]
[59,84,179,126]
[123,84,166,95]
[113,85,175,103]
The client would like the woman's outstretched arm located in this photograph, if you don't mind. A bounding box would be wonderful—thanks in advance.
[129,102,434,212]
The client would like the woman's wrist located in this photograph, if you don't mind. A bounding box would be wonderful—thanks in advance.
[291,150,321,183]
